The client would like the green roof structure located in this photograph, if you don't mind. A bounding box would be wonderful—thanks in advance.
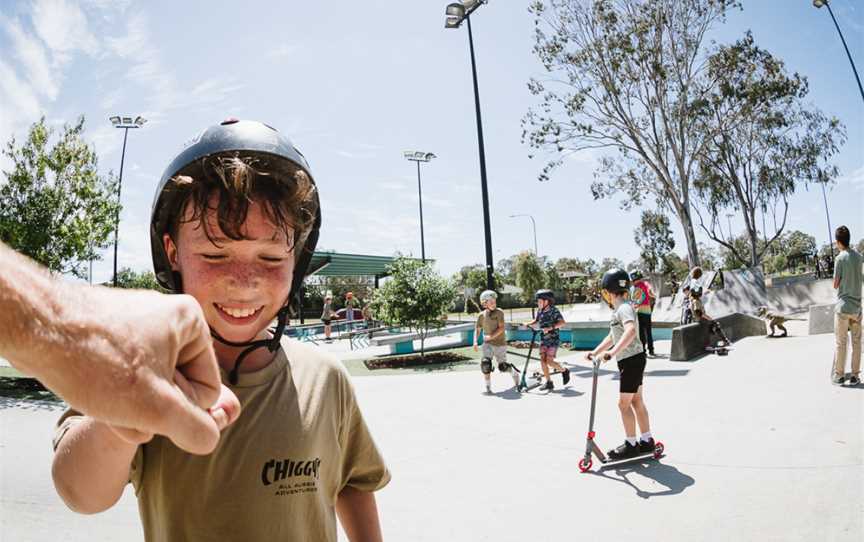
[307,251,427,279]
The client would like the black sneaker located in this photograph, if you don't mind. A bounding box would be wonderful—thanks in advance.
[562,368,571,385]
[832,374,846,386]
[543,380,554,391]
[849,375,861,386]
[608,441,640,460]
[638,438,655,454]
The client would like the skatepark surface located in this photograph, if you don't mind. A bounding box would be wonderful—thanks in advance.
[1,320,862,541]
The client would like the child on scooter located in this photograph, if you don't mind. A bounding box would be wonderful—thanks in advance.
[586,269,654,460]
[473,290,519,393]
[529,289,570,391]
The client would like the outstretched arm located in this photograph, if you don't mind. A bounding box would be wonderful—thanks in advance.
[0,242,236,454]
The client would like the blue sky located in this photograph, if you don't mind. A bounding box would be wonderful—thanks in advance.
[1,0,862,283]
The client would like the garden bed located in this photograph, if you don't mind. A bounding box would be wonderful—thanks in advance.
[364,351,472,370]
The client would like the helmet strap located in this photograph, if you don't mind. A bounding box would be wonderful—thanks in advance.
[211,304,291,385]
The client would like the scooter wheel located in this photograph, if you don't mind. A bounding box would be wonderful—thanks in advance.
[578,458,592,472]
[653,442,665,459]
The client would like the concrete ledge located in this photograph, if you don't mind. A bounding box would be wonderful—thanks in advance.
[670,313,767,361]
[808,304,834,335]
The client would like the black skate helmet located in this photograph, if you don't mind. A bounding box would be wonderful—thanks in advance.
[534,289,555,302]
[150,119,321,384]
[629,269,643,281]
[601,268,631,294]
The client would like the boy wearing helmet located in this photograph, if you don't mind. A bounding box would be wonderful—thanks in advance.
[474,290,519,393]
[51,120,390,541]
[586,269,654,461]
[528,289,570,391]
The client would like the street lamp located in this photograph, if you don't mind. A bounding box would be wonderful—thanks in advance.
[813,0,864,103]
[403,151,436,262]
[445,0,495,290]
[509,214,538,256]
[819,181,834,260]
[109,114,146,286]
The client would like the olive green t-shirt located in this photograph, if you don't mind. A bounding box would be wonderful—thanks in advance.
[54,338,390,542]
[834,249,862,315]
[476,308,507,346]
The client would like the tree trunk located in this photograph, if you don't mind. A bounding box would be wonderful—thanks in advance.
[675,204,701,268]
[749,228,760,269]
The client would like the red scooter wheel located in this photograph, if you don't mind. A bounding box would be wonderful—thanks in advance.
[653,442,665,459]
[578,458,592,472]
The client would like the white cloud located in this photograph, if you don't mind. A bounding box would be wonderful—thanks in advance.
[32,0,99,59]
[1,15,58,100]
[268,43,300,59]
[837,165,864,192]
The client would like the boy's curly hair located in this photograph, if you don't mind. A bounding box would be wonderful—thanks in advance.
[160,152,318,252]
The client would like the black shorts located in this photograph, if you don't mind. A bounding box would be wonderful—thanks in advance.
[322,318,332,325]
[617,352,647,393]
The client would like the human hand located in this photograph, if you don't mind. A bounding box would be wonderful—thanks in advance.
[41,288,236,455]
[109,383,241,446]
[601,350,614,362]
[473,344,478,352]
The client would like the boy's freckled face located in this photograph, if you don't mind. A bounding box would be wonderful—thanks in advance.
[164,198,296,343]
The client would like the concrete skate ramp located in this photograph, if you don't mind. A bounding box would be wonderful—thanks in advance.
[654,270,839,322]
[767,279,836,314]
[670,312,767,361]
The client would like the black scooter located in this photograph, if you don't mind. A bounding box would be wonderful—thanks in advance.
[578,354,664,472]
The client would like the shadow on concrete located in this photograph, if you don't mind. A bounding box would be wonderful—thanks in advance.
[589,459,696,499]
[644,369,690,377]
[492,387,523,400]
[548,387,585,398]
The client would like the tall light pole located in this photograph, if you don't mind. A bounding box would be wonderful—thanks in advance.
[403,151,436,262]
[109,115,146,286]
[820,181,834,259]
[509,214,538,256]
[445,0,495,290]
[813,0,864,103]
[726,213,734,239]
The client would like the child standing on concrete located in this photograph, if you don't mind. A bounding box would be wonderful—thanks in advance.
[474,290,519,393]
[586,269,653,460]
[529,289,570,391]
[322,292,335,342]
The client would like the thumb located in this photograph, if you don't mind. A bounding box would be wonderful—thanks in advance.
[153,379,221,455]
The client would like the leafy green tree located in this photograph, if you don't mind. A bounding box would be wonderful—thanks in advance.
[633,211,675,273]
[514,251,546,304]
[544,261,564,292]
[856,238,864,254]
[0,117,119,278]
[693,33,845,268]
[371,258,457,358]
[524,0,742,267]
[599,257,625,274]
[112,268,167,292]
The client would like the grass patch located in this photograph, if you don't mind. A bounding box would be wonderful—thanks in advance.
[0,376,62,403]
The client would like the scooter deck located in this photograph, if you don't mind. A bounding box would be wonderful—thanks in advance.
[579,440,664,472]
[597,449,664,468]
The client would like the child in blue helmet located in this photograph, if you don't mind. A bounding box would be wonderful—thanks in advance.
[529,289,570,391]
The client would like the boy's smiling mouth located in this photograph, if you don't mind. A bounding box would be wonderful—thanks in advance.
[214,303,265,324]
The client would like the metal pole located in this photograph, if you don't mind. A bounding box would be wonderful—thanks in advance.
[466,14,495,290]
[820,181,834,258]
[112,127,129,287]
[529,215,538,256]
[416,160,426,262]
[825,2,864,103]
